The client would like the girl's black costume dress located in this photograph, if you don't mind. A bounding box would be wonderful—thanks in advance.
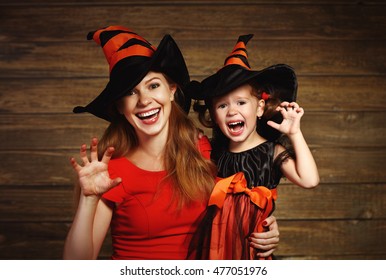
[188,141,282,260]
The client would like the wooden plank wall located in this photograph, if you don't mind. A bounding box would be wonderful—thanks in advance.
[0,0,385,260]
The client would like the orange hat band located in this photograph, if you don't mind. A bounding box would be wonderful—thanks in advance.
[89,25,157,73]
[221,34,253,70]
[224,57,251,69]
[102,33,155,65]
[92,25,134,45]
[109,45,155,72]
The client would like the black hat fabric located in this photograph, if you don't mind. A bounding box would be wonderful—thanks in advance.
[187,34,297,104]
[73,26,191,121]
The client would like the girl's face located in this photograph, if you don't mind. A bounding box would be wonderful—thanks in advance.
[118,71,176,139]
[212,84,265,150]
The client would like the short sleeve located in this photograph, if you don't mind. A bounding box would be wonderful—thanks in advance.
[197,135,212,160]
[102,160,127,203]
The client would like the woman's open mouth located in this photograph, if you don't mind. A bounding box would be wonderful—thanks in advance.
[136,108,160,123]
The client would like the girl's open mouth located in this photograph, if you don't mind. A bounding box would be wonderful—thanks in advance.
[228,121,244,133]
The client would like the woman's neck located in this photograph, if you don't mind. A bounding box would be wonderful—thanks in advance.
[127,131,168,171]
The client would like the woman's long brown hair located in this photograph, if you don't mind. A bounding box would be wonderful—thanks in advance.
[97,87,216,208]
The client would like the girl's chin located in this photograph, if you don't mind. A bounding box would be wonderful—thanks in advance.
[227,128,244,137]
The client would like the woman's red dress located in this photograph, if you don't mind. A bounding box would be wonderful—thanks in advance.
[102,137,211,260]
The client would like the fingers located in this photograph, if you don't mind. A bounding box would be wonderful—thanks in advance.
[69,143,89,174]
[266,120,280,130]
[249,216,280,240]
[80,143,89,166]
[279,101,298,109]
[71,137,115,170]
[78,138,98,166]
[89,137,115,165]
[101,146,115,165]
[70,157,82,172]
[264,215,278,230]
[256,248,275,258]
[90,137,99,162]
[277,102,304,114]
[250,230,280,243]
[249,234,279,251]
[249,238,279,257]
[111,177,122,188]
[249,215,280,255]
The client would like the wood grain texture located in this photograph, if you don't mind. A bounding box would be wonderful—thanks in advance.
[0,147,385,185]
[0,0,385,260]
[276,219,386,259]
[1,184,385,222]
[1,76,386,114]
[1,4,385,42]
[1,40,386,78]
[1,111,386,150]
[1,219,385,260]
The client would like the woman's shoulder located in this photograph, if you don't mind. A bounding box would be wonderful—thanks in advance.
[103,158,133,203]
[197,134,212,160]
[108,157,140,177]
[109,157,130,169]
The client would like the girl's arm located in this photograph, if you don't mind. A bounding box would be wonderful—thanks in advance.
[269,102,319,188]
[63,138,121,259]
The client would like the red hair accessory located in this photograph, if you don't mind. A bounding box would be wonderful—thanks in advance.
[261,92,270,101]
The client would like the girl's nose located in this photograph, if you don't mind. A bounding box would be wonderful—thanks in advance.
[227,104,238,116]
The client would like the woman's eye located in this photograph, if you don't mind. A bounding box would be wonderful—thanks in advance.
[150,83,160,90]
[126,90,136,96]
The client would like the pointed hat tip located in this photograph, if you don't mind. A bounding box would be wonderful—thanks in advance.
[238,34,254,45]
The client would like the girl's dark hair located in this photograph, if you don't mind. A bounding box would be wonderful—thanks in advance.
[193,80,295,168]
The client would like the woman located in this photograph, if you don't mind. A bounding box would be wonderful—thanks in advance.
[63,26,279,259]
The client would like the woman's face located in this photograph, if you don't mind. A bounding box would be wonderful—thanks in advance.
[212,84,264,149]
[118,71,176,139]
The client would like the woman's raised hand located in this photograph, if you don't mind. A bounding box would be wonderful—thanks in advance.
[70,137,122,196]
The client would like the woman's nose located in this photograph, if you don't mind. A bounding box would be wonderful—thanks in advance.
[138,93,152,106]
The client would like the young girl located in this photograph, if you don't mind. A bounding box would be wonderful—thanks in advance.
[187,34,319,260]
[63,27,280,259]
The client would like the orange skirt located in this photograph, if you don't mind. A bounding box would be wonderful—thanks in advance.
[187,172,276,260]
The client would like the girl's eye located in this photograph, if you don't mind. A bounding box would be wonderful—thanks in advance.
[237,101,246,105]
[217,104,227,109]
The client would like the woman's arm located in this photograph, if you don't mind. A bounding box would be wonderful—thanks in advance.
[63,138,121,259]
[63,196,112,259]
[249,215,280,258]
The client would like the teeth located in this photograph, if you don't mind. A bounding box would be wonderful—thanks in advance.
[228,121,243,126]
[137,109,159,118]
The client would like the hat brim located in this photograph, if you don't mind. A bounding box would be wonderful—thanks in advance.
[189,64,297,104]
[73,35,190,122]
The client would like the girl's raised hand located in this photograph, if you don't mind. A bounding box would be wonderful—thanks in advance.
[70,137,121,196]
[267,101,304,136]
